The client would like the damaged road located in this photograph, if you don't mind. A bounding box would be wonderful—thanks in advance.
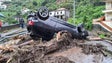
[0,31,112,63]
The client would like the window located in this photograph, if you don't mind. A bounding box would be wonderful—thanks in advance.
[57,16,59,18]
[50,13,52,15]
[57,12,59,14]
[61,15,63,19]
[61,11,62,14]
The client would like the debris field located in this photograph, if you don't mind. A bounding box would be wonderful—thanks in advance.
[0,32,112,63]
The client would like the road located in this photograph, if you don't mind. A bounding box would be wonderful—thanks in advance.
[0,28,27,43]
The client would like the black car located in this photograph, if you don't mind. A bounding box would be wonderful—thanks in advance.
[27,7,88,40]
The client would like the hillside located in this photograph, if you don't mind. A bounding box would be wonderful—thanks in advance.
[1,0,105,30]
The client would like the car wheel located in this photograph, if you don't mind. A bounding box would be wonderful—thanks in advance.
[38,6,49,20]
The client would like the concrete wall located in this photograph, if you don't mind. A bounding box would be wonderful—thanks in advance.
[0,24,19,32]
[93,24,108,32]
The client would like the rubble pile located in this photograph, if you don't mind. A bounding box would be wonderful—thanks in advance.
[7,47,74,63]
[0,32,75,63]
[0,31,111,63]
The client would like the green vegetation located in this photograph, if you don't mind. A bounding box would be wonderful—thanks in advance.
[0,0,105,30]
[99,33,106,39]
[74,0,105,30]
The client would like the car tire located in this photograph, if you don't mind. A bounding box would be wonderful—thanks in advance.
[37,6,49,20]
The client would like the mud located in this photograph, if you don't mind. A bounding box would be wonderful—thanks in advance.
[52,47,103,63]
[0,32,112,63]
[6,45,74,63]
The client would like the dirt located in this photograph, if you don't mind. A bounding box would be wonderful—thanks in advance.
[0,32,112,63]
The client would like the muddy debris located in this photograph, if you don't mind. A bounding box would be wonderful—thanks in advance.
[0,31,112,63]
[8,48,74,63]
[78,44,103,54]
[0,32,74,63]
[6,45,74,63]
[39,56,75,63]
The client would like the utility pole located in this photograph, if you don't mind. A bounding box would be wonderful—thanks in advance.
[73,0,75,19]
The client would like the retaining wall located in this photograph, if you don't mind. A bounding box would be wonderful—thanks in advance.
[0,24,19,32]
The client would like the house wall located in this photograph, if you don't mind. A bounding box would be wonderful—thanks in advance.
[0,5,7,10]
[49,11,55,16]
[106,2,112,10]
[0,1,7,10]
[55,10,65,16]
[104,1,112,21]
[49,10,70,21]
[105,13,112,21]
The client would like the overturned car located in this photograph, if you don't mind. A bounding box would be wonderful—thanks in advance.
[27,7,88,40]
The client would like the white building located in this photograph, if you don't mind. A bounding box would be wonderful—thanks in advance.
[0,0,12,10]
[49,8,70,21]
[0,1,8,10]
[21,7,30,15]
[102,0,112,21]
[0,4,7,10]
